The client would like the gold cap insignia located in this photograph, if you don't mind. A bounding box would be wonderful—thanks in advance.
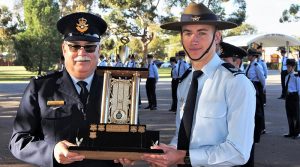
[191,15,201,21]
[76,17,89,33]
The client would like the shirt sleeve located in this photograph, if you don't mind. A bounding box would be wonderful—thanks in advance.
[189,76,256,166]
[154,64,159,80]
[9,79,56,167]
[262,62,268,78]
[255,65,266,87]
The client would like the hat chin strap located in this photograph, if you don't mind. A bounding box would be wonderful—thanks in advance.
[181,29,217,61]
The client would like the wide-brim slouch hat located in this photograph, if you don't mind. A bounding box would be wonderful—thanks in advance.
[160,2,237,31]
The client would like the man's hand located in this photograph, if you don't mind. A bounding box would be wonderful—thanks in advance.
[114,158,135,166]
[142,143,186,167]
[54,140,85,164]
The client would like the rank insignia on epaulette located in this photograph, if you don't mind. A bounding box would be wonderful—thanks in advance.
[229,67,239,72]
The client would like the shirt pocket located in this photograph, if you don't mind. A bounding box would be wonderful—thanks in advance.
[198,101,227,118]
[41,106,74,142]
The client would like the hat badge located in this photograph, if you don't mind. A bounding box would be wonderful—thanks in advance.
[191,15,201,21]
[76,17,89,33]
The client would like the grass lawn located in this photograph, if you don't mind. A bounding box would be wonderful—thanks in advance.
[0,66,37,82]
[158,68,171,78]
[0,66,172,82]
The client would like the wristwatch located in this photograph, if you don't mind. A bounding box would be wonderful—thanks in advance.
[184,154,191,164]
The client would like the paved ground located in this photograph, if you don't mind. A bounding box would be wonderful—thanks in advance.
[0,70,300,167]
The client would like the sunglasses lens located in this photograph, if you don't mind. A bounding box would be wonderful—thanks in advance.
[68,45,81,52]
[84,45,97,53]
[68,44,97,53]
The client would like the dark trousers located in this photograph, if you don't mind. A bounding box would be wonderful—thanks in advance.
[281,70,288,97]
[285,93,300,137]
[241,144,255,167]
[146,78,157,107]
[252,81,264,143]
[171,79,179,110]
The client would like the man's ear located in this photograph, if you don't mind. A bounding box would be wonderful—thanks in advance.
[62,43,67,54]
[214,31,222,44]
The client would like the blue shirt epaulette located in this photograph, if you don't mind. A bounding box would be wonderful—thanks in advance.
[254,63,258,66]
[34,70,62,80]
[221,63,244,76]
[179,67,192,83]
[295,73,299,77]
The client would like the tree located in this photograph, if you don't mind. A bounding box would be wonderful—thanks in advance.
[14,0,61,74]
[97,0,246,63]
[58,0,95,16]
[279,4,300,23]
[223,23,257,37]
[0,6,18,52]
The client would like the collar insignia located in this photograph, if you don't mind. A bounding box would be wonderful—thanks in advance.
[76,17,88,33]
[191,16,201,21]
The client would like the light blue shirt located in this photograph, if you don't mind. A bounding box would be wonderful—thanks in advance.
[285,72,300,94]
[171,54,256,166]
[114,61,123,67]
[97,60,107,66]
[257,58,268,78]
[70,73,94,94]
[148,62,159,80]
[176,59,190,78]
[171,64,179,79]
[297,60,300,72]
[126,60,137,68]
[245,60,266,87]
[281,56,287,71]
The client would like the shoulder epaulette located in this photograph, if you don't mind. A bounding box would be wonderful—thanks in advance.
[34,70,62,80]
[254,63,258,66]
[179,67,192,83]
[294,73,298,77]
[221,63,244,76]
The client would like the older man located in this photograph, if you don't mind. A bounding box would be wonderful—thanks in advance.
[9,12,121,167]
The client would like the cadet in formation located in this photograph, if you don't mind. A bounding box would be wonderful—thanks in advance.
[284,59,300,139]
[169,56,178,112]
[144,54,159,110]
[219,42,257,167]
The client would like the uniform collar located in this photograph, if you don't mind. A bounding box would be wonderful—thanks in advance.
[198,53,222,79]
[69,73,94,91]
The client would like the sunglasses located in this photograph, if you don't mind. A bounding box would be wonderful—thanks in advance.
[67,44,98,53]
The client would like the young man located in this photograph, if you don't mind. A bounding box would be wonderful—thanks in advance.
[279,48,288,99]
[114,54,124,67]
[126,54,138,68]
[284,59,300,139]
[169,56,179,112]
[176,50,190,78]
[256,45,268,107]
[9,12,121,167]
[245,48,265,141]
[219,42,257,167]
[123,2,255,166]
[97,54,107,66]
[145,54,159,110]
[219,42,247,69]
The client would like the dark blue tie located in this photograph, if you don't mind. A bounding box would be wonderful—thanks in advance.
[177,70,203,150]
[77,81,89,105]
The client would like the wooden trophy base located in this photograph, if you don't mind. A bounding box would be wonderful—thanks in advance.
[69,147,164,160]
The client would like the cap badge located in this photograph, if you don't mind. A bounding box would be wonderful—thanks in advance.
[191,16,201,21]
[76,17,88,33]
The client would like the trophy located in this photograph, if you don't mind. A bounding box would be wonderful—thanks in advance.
[69,37,163,160]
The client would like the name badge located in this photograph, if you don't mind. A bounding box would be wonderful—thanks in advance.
[47,100,65,106]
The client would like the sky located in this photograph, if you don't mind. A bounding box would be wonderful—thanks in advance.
[0,0,299,37]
